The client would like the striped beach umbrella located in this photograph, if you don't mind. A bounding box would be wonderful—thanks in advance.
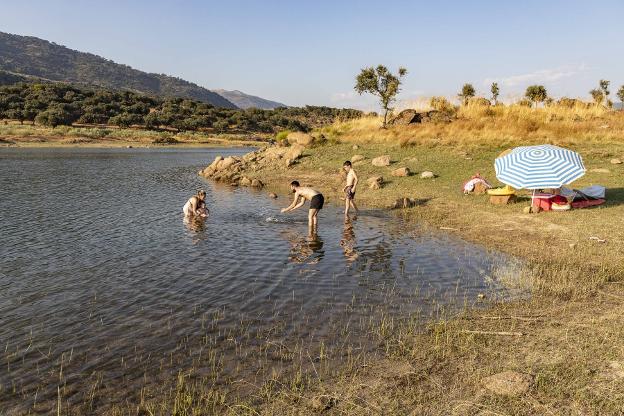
[495,144,585,190]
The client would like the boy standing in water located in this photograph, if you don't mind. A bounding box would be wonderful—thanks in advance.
[342,161,359,217]
[281,181,324,235]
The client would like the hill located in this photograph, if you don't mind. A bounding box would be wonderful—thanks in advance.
[213,89,286,109]
[0,31,237,108]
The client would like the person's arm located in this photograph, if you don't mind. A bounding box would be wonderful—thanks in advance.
[281,194,302,213]
[352,172,358,191]
[189,198,198,214]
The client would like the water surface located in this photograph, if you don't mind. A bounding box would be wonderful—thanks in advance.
[1,147,509,413]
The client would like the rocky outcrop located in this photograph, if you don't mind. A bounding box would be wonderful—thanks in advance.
[351,154,365,163]
[372,155,391,167]
[389,109,455,125]
[287,132,316,147]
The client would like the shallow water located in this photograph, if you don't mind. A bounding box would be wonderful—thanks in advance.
[0,147,511,413]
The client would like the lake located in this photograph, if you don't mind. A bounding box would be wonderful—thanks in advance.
[0,147,514,414]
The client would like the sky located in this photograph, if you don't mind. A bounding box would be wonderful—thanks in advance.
[1,0,623,109]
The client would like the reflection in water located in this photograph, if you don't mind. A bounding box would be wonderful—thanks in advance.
[183,214,207,242]
[340,217,359,264]
[285,231,325,264]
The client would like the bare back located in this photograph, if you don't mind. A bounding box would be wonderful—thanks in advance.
[295,186,320,201]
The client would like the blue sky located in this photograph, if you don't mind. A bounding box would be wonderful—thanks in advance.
[1,0,622,109]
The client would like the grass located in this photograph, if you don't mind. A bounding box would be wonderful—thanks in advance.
[0,121,266,147]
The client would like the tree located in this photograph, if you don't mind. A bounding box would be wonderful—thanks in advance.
[589,88,604,106]
[599,79,610,105]
[490,82,500,105]
[525,85,548,108]
[617,85,624,110]
[458,83,476,105]
[354,65,407,128]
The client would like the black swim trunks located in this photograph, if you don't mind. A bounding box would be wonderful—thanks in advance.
[310,194,324,210]
[345,185,355,200]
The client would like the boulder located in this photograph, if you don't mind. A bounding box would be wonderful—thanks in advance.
[389,109,455,125]
[352,144,359,150]
[610,158,622,165]
[287,132,315,147]
[269,192,278,199]
[239,177,252,187]
[251,179,264,188]
[482,371,532,396]
[367,176,384,190]
[264,147,288,160]
[420,171,435,179]
[391,167,411,177]
[217,156,238,171]
[351,154,366,163]
[285,143,305,160]
[372,155,391,167]
[390,197,417,209]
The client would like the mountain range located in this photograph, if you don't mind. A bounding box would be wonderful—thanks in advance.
[0,31,286,109]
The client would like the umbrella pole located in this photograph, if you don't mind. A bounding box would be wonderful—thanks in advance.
[531,189,535,207]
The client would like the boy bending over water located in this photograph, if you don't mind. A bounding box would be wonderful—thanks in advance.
[281,181,324,235]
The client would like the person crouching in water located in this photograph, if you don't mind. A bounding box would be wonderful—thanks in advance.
[183,190,208,218]
[342,160,359,218]
[281,181,324,235]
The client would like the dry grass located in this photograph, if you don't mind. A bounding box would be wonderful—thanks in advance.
[320,104,624,149]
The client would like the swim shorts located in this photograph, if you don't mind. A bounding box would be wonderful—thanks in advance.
[345,185,355,200]
[310,194,324,210]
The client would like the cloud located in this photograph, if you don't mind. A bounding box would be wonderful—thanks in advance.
[484,64,587,88]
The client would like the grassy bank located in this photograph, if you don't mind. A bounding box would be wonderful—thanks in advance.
[164,110,624,414]
[0,122,267,147]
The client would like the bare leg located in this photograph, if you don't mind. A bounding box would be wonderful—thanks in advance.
[310,209,319,235]
[308,209,314,235]
[345,198,350,216]
[350,199,359,214]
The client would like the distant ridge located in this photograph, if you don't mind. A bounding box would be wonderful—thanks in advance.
[0,31,237,108]
[214,89,287,109]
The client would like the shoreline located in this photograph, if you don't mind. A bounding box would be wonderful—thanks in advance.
[191,138,624,414]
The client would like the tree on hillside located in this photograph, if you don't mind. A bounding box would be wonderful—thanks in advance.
[525,85,548,108]
[599,79,610,107]
[354,65,407,128]
[589,88,604,106]
[617,85,624,110]
[490,82,500,105]
[458,84,476,105]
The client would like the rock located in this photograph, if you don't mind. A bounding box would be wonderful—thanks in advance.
[239,177,252,187]
[367,176,384,190]
[352,144,359,150]
[610,158,622,165]
[251,179,264,188]
[391,167,411,177]
[569,243,577,249]
[285,158,295,167]
[420,171,435,179]
[217,156,237,171]
[285,143,305,160]
[389,109,455,125]
[482,371,532,396]
[372,155,391,167]
[269,192,278,199]
[523,206,532,214]
[390,197,417,209]
[351,154,366,163]
[264,147,288,160]
[126,145,133,148]
[590,168,610,173]
[286,132,315,147]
